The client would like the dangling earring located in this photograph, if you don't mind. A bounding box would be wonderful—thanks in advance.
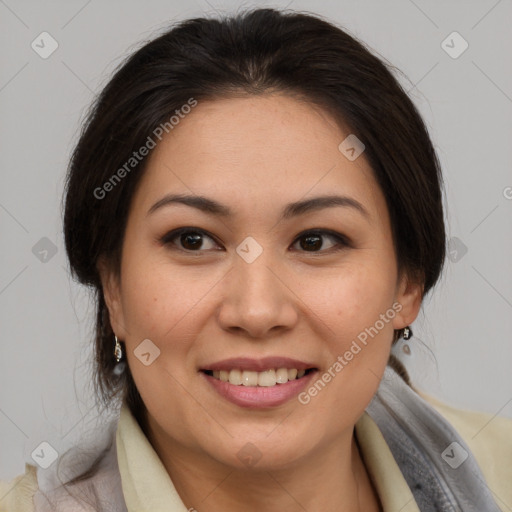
[113,335,126,375]
[403,326,413,340]
[114,335,123,362]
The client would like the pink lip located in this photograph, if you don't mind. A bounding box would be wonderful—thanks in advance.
[200,356,316,372]
[201,370,318,409]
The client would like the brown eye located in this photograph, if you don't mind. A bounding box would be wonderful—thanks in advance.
[160,228,220,252]
[292,230,350,253]
[299,233,323,251]
[180,232,203,250]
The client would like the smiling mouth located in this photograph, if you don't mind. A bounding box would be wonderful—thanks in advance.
[201,368,317,387]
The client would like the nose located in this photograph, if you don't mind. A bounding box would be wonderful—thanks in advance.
[216,251,299,339]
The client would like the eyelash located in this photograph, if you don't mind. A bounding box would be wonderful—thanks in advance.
[159,227,351,254]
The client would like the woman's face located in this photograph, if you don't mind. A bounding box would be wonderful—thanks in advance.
[101,94,421,470]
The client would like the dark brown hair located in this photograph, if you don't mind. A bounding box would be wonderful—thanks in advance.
[63,7,445,439]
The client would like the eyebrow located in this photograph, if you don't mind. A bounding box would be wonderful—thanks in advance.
[147,193,370,221]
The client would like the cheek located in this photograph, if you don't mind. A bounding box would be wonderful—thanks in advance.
[297,286,395,429]
[298,256,396,406]
[118,257,204,422]
[119,253,215,341]
[311,257,396,336]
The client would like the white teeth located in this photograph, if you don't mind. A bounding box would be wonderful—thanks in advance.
[242,371,258,386]
[228,369,243,385]
[209,367,310,386]
[276,368,288,384]
[258,369,276,387]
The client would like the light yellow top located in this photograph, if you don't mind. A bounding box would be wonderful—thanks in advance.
[1,391,511,512]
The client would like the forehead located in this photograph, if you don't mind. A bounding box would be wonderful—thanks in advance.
[131,94,387,224]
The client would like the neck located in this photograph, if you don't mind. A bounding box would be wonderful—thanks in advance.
[146,420,381,512]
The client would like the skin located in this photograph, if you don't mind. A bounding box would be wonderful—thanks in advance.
[99,94,422,511]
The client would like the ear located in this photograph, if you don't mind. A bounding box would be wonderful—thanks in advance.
[97,255,128,339]
[392,270,423,330]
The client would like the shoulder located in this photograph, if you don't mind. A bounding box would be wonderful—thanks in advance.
[0,463,38,512]
[418,389,512,511]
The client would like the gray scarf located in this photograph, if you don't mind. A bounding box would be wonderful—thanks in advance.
[366,366,501,511]
[33,366,501,511]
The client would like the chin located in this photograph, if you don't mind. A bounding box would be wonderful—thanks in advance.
[199,426,321,472]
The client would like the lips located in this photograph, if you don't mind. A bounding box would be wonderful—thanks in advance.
[200,357,318,408]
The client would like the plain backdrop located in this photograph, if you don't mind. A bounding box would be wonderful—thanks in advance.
[1,0,511,480]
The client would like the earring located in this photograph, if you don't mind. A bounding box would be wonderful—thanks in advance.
[402,326,413,340]
[114,335,123,362]
[113,335,126,376]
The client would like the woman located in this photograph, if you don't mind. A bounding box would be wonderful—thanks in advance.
[1,7,510,512]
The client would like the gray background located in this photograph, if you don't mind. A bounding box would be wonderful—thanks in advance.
[1,0,511,479]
